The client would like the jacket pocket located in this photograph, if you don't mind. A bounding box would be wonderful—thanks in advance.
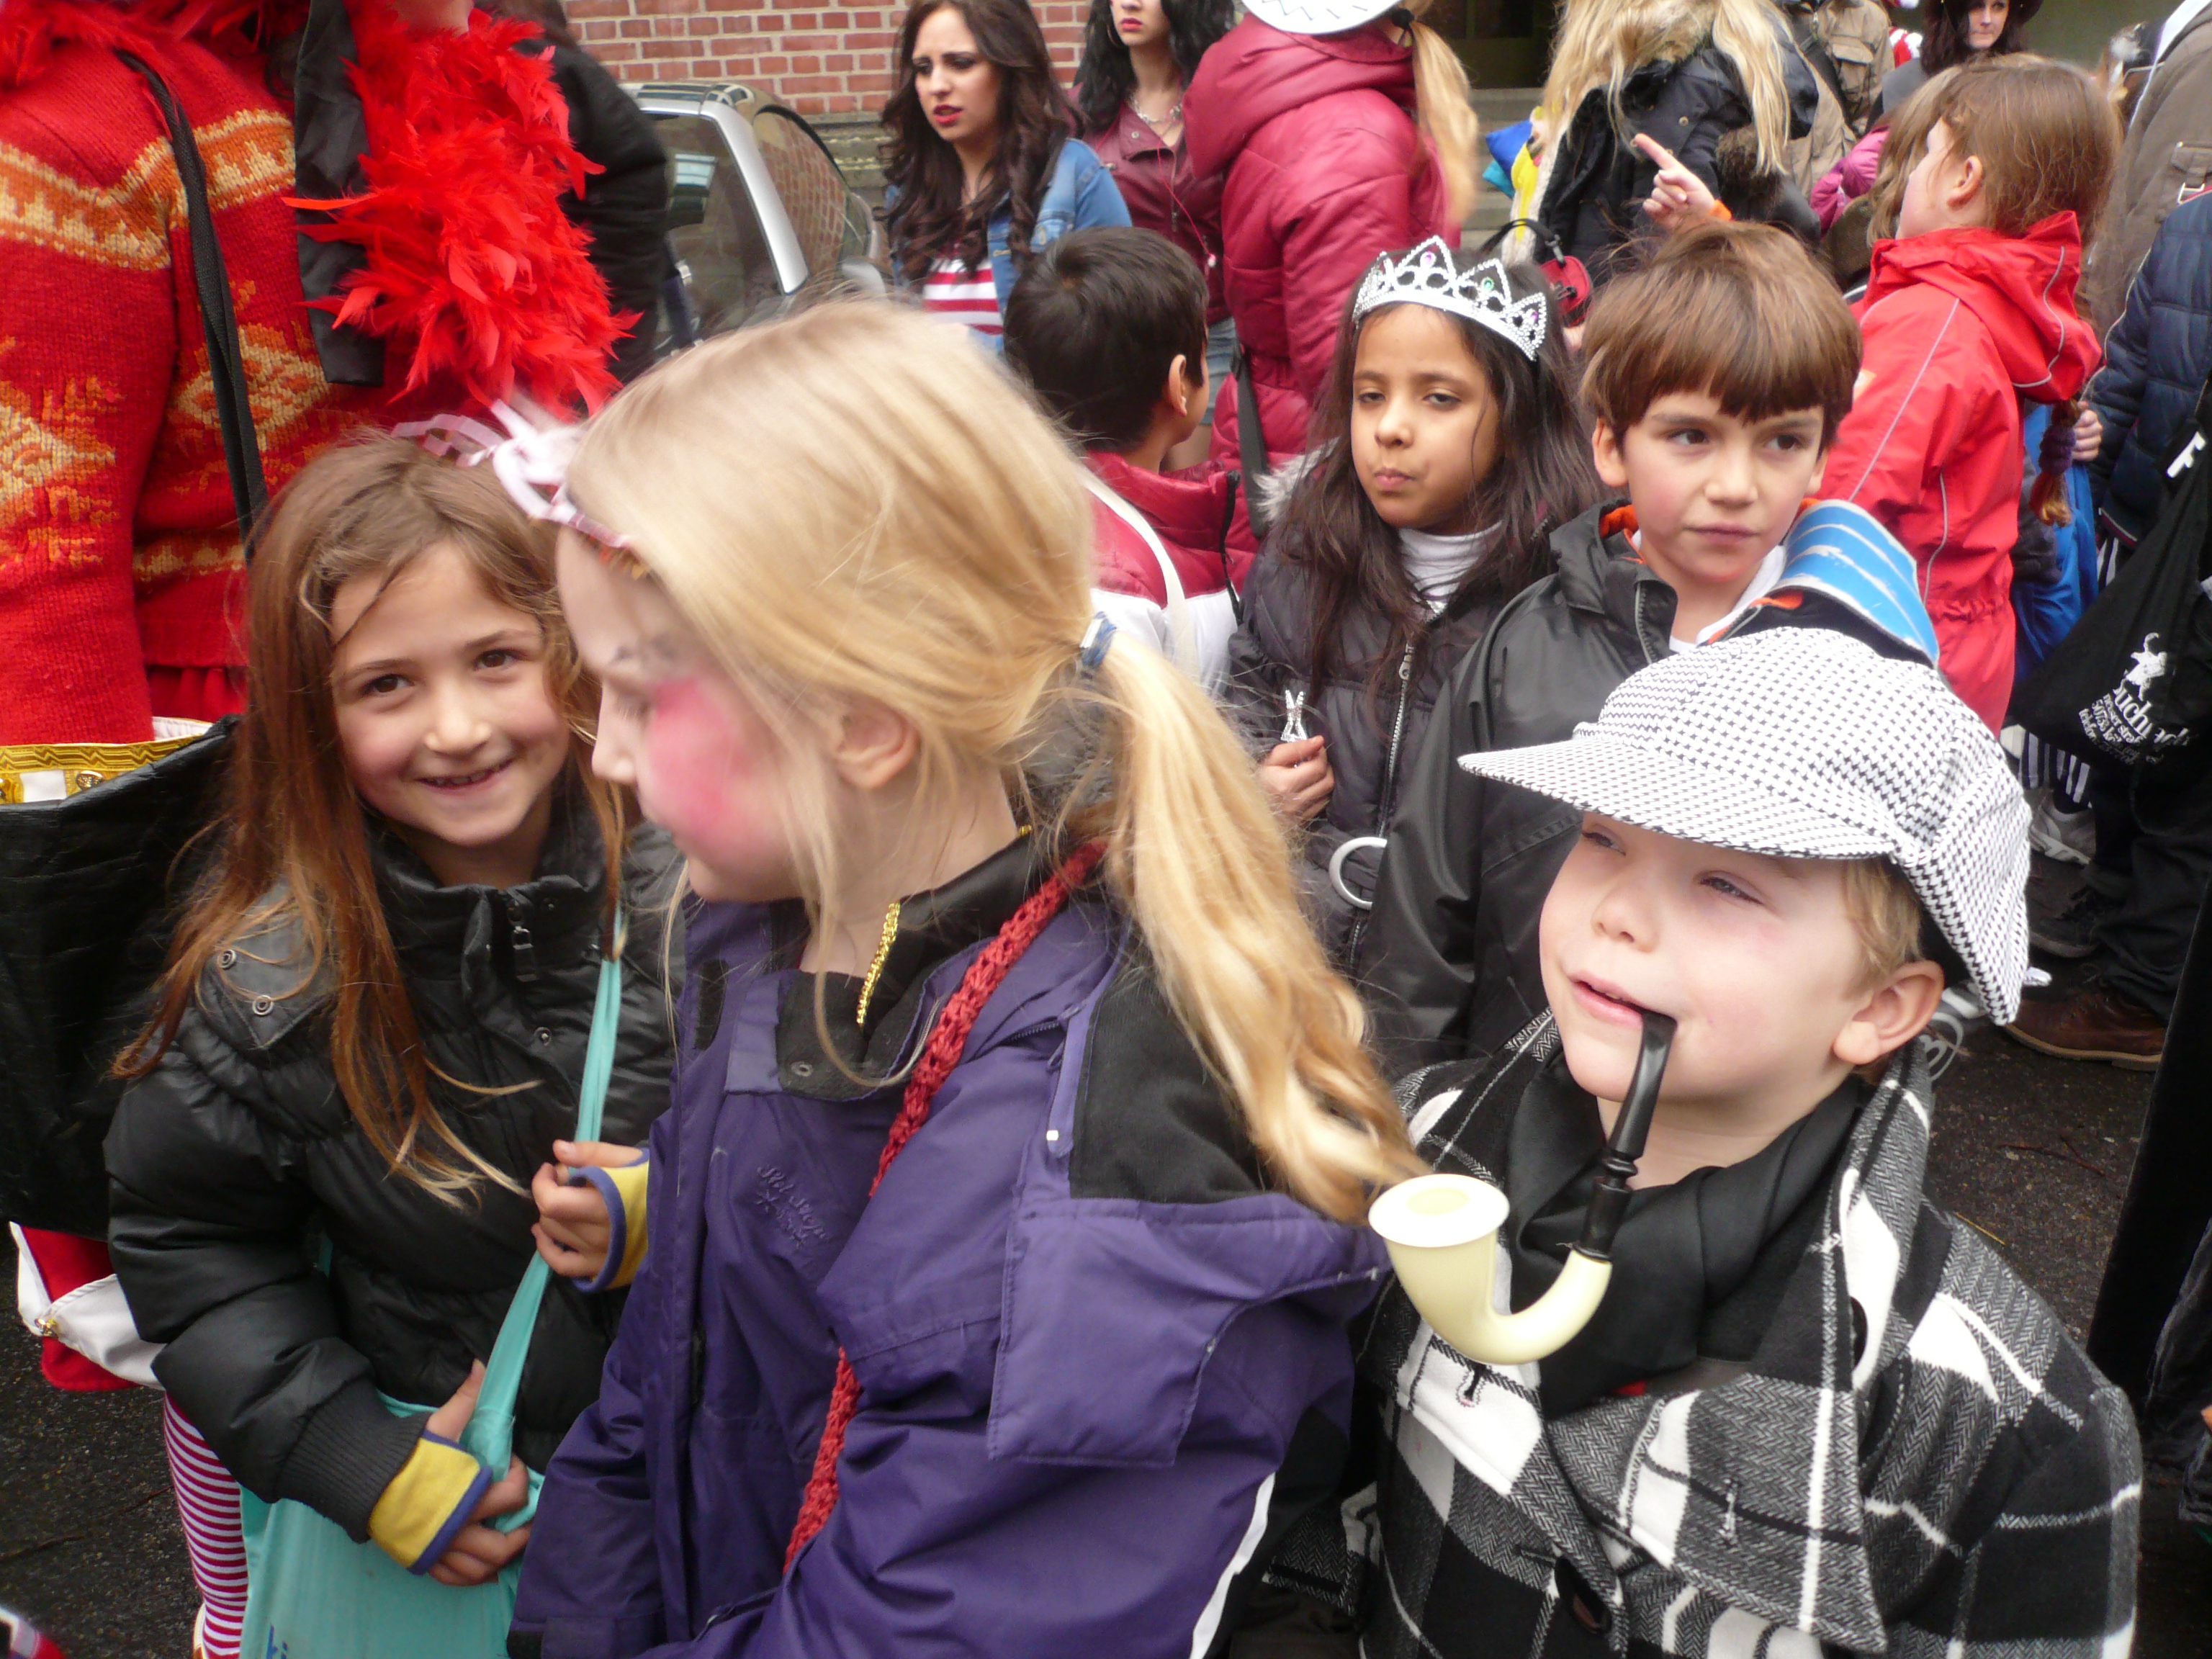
[988,1194,1382,1467]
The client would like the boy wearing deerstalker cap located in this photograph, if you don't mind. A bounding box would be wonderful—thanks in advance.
[1277,631,2139,1659]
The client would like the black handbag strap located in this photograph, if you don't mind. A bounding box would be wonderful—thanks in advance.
[116,50,269,542]
[1236,345,1273,540]
[1479,216,1565,265]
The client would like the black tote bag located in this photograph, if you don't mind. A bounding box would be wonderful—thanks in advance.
[2014,376,2212,778]
[0,55,266,1236]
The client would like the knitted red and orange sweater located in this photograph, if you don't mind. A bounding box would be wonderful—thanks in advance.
[0,17,381,744]
[0,0,623,747]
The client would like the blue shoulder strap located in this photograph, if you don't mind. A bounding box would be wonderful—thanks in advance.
[462,912,625,1476]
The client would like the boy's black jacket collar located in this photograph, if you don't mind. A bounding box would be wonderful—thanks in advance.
[774,834,1059,1099]
[1500,1039,1861,1414]
[1547,496,1680,660]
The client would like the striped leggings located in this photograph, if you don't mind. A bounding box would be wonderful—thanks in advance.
[163,1396,246,1659]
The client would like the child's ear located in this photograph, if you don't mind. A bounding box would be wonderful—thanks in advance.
[1833,959,1946,1069]
[1591,421,1631,490]
[1947,150,1988,220]
[1806,441,1831,495]
[827,698,922,793]
[1162,354,1197,422]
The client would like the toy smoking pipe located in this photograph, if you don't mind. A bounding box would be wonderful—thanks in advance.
[1370,1010,1677,1366]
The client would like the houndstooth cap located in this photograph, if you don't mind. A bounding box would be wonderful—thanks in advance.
[1241,0,1400,35]
[1458,630,2031,1022]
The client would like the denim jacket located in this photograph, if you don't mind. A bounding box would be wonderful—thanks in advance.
[886,137,1129,351]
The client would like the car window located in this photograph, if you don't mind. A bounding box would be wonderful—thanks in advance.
[752,107,873,277]
[653,112,783,346]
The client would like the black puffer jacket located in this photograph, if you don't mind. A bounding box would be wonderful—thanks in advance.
[1360,502,1673,1071]
[1224,554,1502,968]
[1536,6,1817,284]
[539,40,671,385]
[106,801,680,1544]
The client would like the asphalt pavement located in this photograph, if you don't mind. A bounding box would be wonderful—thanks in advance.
[4,859,2207,1655]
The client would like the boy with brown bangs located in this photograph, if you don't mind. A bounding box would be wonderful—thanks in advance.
[1320,631,2141,1659]
[1364,220,1942,1074]
[1824,55,2119,734]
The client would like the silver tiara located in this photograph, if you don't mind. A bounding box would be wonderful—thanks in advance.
[1352,238,1547,361]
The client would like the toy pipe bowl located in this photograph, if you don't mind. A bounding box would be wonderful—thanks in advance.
[1369,1174,1614,1367]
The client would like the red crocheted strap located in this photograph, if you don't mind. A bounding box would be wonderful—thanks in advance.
[784,1357,861,1570]
[868,840,1105,1197]
[781,841,1105,1575]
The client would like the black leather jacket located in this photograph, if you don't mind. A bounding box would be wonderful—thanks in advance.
[1361,501,1676,1071]
[1224,554,1502,969]
[107,802,680,1542]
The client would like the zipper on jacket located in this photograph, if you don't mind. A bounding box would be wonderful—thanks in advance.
[1346,644,1416,963]
[1632,581,1667,665]
[507,895,539,983]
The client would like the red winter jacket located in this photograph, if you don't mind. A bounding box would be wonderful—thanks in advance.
[1823,215,2099,731]
[1184,17,1455,468]
[1083,104,1226,324]
[1086,449,1246,688]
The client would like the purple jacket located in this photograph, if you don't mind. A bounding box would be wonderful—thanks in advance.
[509,842,1388,1658]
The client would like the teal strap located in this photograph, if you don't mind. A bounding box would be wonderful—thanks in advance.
[460,912,626,1493]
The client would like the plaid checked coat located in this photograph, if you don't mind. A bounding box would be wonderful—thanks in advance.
[1282,1018,2141,1658]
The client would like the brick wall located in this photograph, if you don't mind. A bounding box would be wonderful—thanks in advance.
[568,0,1091,117]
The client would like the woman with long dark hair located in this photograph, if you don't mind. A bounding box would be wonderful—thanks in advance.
[1880,0,2038,112]
[881,0,1129,348]
[1076,0,1236,459]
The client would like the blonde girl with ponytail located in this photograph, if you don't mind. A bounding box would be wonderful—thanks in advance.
[1183,0,1480,485]
[510,300,1421,1659]
[1532,0,1813,282]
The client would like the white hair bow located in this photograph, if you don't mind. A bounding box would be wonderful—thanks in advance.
[396,398,636,555]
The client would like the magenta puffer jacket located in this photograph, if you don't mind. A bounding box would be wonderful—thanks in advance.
[1184,16,1456,469]
[1812,124,1886,233]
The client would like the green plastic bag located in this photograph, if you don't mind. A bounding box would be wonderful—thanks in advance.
[238,933,624,1659]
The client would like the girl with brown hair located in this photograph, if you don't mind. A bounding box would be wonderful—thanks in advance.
[102,436,678,1645]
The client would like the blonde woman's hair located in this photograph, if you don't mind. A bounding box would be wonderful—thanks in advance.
[567,302,1419,1221]
[1399,0,1482,227]
[1544,0,1796,174]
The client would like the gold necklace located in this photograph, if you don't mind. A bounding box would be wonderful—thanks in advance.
[854,899,902,1028]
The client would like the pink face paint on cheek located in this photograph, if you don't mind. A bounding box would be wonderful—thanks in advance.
[640,675,792,888]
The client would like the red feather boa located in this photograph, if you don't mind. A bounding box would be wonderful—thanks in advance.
[292,4,629,412]
[1,0,630,412]
[0,0,163,86]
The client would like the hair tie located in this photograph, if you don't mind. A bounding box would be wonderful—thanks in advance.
[1388,6,1416,28]
[1077,613,1118,678]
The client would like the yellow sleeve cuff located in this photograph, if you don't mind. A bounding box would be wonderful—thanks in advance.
[368,1431,491,1572]
[603,1156,651,1290]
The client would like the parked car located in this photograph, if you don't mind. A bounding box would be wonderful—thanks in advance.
[629,81,885,354]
